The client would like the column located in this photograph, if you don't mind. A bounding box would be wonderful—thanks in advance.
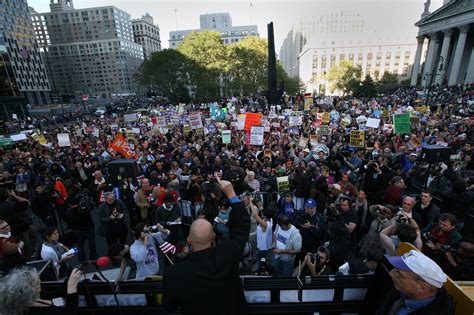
[465,45,474,84]
[422,33,440,87]
[411,35,425,86]
[434,29,453,85]
[448,25,470,86]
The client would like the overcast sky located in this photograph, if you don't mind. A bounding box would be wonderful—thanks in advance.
[29,0,444,50]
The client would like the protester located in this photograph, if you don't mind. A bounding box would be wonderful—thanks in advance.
[272,214,302,276]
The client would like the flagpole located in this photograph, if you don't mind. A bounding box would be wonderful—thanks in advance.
[250,3,253,25]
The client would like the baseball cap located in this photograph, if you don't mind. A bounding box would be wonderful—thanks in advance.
[305,199,316,208]
[388,250,447,288]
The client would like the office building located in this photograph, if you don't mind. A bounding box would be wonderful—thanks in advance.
[169,13,258,49]
[0,0,51,112]
[32,0,144,97]
[132,13,161,60]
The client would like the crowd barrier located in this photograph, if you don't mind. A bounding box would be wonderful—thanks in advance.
[40,274,373,314]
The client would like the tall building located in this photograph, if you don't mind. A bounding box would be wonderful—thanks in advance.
[0,0,51,114]
[132,13,161,60]
[279,11,365,79]
[169,13,258,49]
[32,0,144,98]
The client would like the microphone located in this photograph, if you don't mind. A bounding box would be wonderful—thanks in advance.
[81,256,111,268]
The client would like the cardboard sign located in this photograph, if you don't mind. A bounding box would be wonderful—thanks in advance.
[349,130,365,148]
[57,133,71,147]
[222,130,231,144]
[393,113,411,134]
[249,126,264,146]
[366,118,380,129]
[244,113,262,131]
[321,112,330,124]
[276,176,290,192]
[109,133,135,159]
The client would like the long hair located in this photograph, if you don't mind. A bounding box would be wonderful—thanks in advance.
[0,267,40,315]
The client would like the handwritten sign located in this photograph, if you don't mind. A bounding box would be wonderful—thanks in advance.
[222,130,231,144]
[249,126,264,146]
[244,113,262,131]
[393,113,410,134]
[349,130,365,148]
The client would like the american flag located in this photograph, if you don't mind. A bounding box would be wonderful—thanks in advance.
[159,241,176,255]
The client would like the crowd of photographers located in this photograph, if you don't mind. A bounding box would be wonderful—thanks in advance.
[0,84,473,312]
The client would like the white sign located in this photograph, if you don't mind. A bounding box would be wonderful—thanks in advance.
[92,128,100,137]
[249,126,264,146]
[237,115,246,130]
[10,133,27,142]
[132,128,140,134]
[57,133,71,147]
[12,113,18,120]
[124,113,137,122]
[289,115,303,126]
[222,130,231,144]
[366,118,380,129]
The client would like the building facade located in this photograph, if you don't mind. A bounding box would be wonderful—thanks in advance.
[298,37,422,95]
[412,0,473,86]
[0,0,51,111]
[279,11,366,79]
[132,13,161,59]
[32,0,144,98]
[169,13,258,49]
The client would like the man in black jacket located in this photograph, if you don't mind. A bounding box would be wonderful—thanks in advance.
[162,178,250,315]
[377,250,454,315]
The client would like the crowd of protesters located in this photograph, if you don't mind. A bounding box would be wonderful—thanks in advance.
[0,83,473,293]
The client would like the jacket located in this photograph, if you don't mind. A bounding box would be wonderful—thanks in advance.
[94,199,129,236]
[130,230,168,279]
[162,198,250,315]
[376,287,454,315]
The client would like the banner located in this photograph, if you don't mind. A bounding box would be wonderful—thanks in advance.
[276,176,290,192]
[393,113,410,134]
[249,126,264,146]
[349,130,365,148]
[0,136,14,147]
[57,133,71,147]
[222,130,231,144]
[188,113,203,129]
[244,113,262,131]
[109,133,135,159]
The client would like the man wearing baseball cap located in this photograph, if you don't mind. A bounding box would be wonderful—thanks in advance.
[296,199,327,265]
[377,250,454,314]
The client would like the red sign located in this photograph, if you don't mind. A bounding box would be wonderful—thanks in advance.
[81,94,89,101]
[244,113,262,131]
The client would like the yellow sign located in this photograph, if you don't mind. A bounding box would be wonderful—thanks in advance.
[321,112,330,124]
[311,107,319,116]
[350,130,365,148]
[304,97,313,111]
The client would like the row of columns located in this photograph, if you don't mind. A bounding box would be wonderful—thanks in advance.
[410,24,471,87]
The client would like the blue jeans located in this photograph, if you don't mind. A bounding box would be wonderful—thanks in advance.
[273,257,294,277]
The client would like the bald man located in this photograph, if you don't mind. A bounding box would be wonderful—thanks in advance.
[163,179,250,315]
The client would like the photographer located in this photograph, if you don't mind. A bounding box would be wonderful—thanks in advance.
[293,246,333,277]
[359,204,395,258]
[379,214,422,256]
[444,238,474,280]
[130,222,170,279]
[95,192,130,247]
[422,213,462,260]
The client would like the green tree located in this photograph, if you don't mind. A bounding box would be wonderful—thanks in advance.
[377,71,400,94]
[135,49,192,103]
[325,60,362,95]
[276,62,305,95]
[354,74,377,97]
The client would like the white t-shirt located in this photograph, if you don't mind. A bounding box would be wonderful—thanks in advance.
[41,243,61,275]
[256,218,273,251]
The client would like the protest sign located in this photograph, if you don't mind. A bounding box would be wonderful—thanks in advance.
[276,176,290,192]
[310,134,318,146]
[316,126,331,136]
[349,130,365,148]
[311,107,319,116]
[156,116,167,128]
[126,129,134,140]
[109,133,135,159]
[93,128,100,137]
[57,133,71,147]
[124,113,137,122]
[188,113,203,129]
[264,149,273,159]
[304,97,313,111]
[222,130,231,144]
[10,134,27,142]
[289,115,303,126]
[244,113,262,131]
[0,136,14,147]
[321,112,330,124]
[393,113,410,134]
[237,114,246,130]
[132,128,140,134]
[298,137,308,148]
[183,124,191,134]
[249,126,264,146]
[366,118,380,129]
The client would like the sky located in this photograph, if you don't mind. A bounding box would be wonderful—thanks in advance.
[28,0,444,50]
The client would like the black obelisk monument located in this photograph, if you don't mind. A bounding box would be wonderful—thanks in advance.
[266,22,283,104]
